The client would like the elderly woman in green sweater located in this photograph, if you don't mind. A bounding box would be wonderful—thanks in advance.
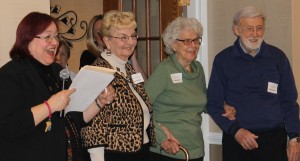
[145,17,235,161]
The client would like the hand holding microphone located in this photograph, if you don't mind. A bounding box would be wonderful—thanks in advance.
[47,88,76,112]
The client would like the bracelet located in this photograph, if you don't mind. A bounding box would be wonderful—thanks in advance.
[44,101,52,119]
[95,98,102,109]
[44,101,52,132]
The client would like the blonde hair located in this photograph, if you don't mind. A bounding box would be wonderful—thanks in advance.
[101,10,137,37]
[86,15,103,57]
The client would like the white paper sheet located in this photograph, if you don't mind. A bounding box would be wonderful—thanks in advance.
[65,65,115,114]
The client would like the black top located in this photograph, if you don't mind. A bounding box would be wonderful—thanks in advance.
[29,57,61,95]
[0,58,66,161]
[79,50,97,69]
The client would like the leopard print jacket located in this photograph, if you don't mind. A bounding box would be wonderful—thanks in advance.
[81,57,155,152]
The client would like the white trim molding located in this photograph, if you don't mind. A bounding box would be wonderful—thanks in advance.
[207,132,222,145]
[188,1,222,161]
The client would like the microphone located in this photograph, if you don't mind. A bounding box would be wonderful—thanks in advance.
[59,69,70,117]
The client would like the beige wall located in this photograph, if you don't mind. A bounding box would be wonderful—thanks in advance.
[0,0,50,67]
[50,0,103,72]
[207,0,292,74]
[292,0,300,105]
[210,144,222,161]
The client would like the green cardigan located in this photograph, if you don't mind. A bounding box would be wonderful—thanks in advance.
[145,54,207,159]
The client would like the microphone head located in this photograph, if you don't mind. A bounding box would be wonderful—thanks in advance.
[59,69,70,79]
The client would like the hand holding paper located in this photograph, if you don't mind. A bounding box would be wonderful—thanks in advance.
[96,86,115,106]
[64,65,115,114]
[82,85,116,123]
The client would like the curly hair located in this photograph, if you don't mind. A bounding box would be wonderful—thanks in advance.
[162,17,203,55]
[101,10,137,37]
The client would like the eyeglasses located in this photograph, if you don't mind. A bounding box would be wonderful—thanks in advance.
[109,35,138,42]
[35,34,60,43]
[176,37,202,46]
[238,25,264,33]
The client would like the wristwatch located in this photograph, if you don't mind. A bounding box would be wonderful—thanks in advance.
[290,137,300,143]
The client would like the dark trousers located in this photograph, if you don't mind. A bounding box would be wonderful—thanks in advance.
[222,127,288,161]
[149,151,203,161]
[105,143,150,161]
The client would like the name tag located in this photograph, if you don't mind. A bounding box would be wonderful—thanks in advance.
[170,73,182,83]
[267,82,278,94]
[131,73,144,84]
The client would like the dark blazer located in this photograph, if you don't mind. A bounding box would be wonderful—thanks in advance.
[0,58,66,161]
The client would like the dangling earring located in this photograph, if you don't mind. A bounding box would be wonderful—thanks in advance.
[106,49,111,56]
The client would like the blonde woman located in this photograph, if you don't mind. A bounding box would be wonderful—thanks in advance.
[79,14,147,80]
[81,10,155,161]
[79,15,104,69]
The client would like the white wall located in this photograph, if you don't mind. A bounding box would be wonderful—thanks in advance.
[0,0,50,67]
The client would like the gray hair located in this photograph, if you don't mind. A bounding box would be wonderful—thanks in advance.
[233,6,266,28]
[162,17,203,55]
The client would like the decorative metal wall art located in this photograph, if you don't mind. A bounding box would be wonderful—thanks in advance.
[50,4,88,48]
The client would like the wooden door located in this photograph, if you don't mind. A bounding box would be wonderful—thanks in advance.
[103,0,184,76]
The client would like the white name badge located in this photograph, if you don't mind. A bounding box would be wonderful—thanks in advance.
[170,73,182,84]
[267,82,278,94]
[131,73,144,84]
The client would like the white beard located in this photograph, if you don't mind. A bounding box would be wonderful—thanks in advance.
[243,36,263,51]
